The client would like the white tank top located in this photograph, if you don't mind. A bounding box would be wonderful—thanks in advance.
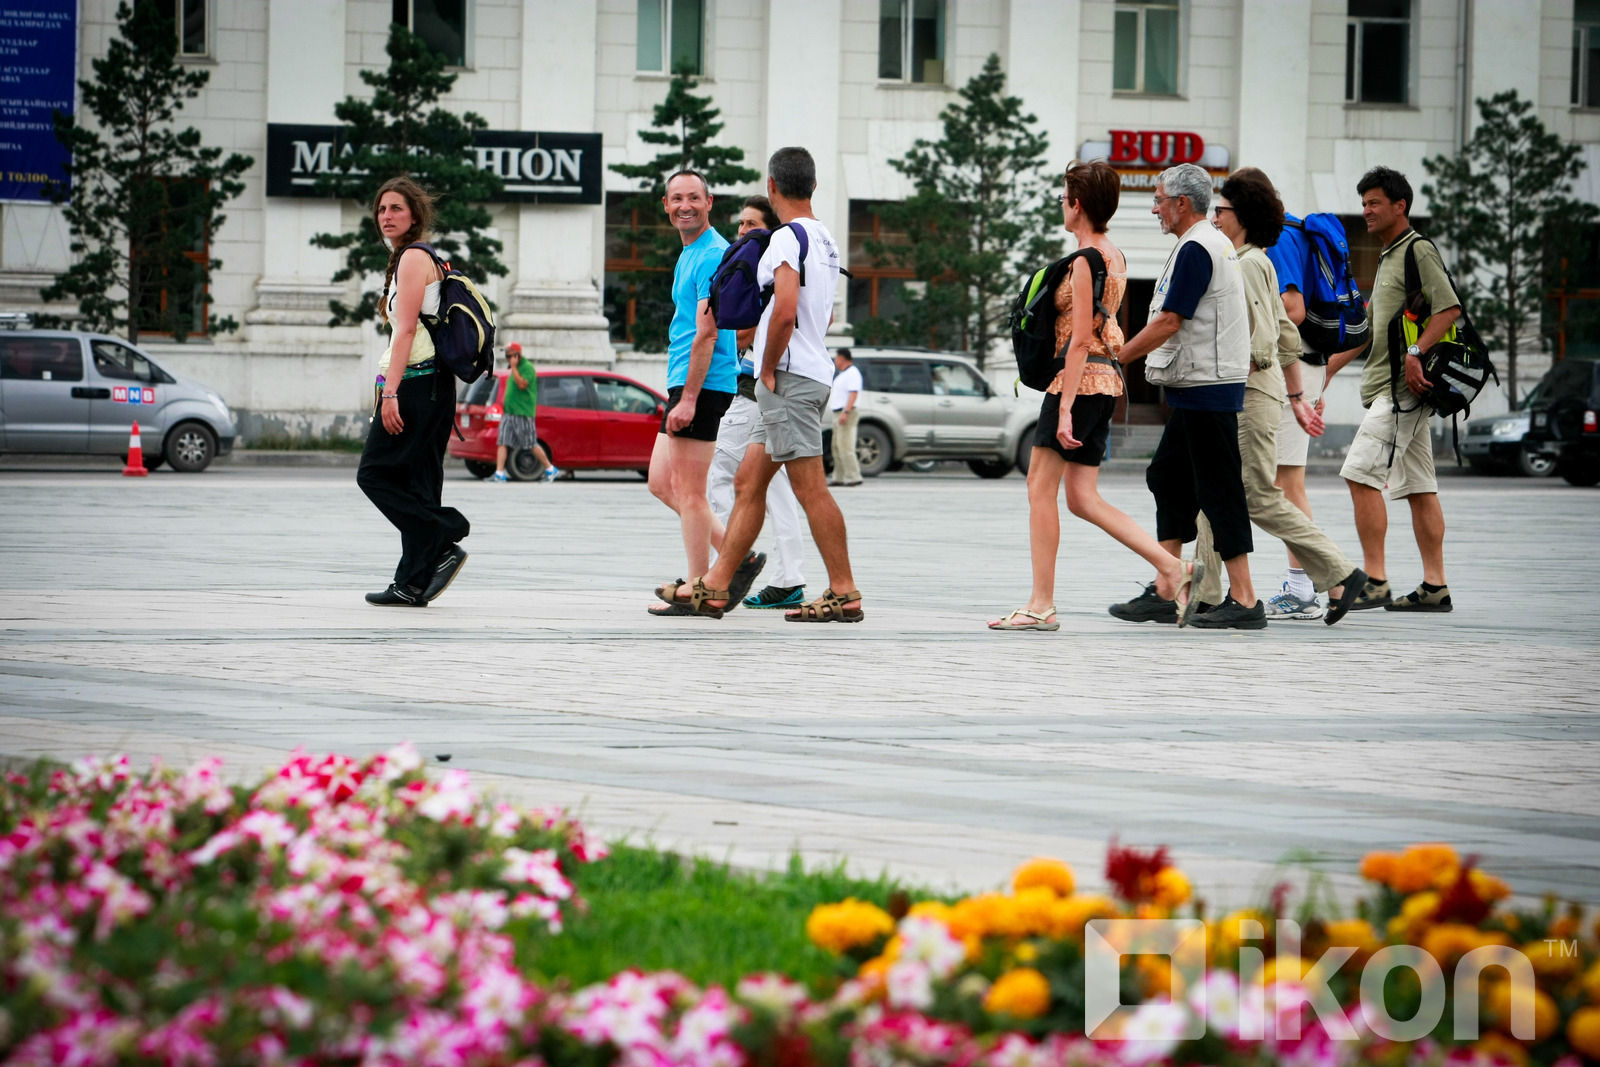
[380,278,442,370]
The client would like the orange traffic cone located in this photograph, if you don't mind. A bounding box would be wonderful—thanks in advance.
[122,421,149,477]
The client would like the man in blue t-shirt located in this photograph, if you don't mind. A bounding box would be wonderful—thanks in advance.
[646,170,755,615]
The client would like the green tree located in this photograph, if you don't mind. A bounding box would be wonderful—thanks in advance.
[1421,89,1599,405]
[607,66,761,352]
[311,24,507,327]
[858,53,1061,367]
[40,1,252,343]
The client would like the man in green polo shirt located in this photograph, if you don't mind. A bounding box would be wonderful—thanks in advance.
[494,342,559,483]
[1331,167,1461,612]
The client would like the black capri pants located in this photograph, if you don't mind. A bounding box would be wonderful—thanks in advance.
[1144,406,1253,561]
[357,372,471,592]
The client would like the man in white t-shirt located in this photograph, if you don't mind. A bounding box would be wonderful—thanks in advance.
[827,348,863,486]
[652,147,863,623]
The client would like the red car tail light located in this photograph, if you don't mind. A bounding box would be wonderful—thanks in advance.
[486,407,503,422]
[1584,409,1597,433]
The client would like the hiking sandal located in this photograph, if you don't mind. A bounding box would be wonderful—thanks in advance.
[650,577,730,618]
[785,588,864,623]
[654,578,689,605]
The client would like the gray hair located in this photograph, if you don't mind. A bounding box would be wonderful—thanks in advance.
[1158,163,1211,215]
[768,146,816,200]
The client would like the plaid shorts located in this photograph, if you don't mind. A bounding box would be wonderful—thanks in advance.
[497,413,538,448]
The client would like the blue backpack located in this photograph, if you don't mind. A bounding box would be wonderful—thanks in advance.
[708,223,809,330]
[404,242,496,384]
[1283,214,1369,355]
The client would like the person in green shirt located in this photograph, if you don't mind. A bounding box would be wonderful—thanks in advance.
[1333,167,1461,613]
[495,342,559,482]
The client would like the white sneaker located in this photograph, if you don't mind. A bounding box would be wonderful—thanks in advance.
[1265,588,1325,620]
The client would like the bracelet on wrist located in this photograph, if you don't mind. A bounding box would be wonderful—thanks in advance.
[1288,392,1303,401]
[382,393,398,399]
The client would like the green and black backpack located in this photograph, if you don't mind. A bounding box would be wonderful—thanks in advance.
[1008,248,1110,392]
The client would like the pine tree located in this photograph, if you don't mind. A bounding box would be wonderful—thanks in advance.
[1422,90,1598,405]
[311,24,507,327]
[607,66,760,352]
[858,54,1061,368]
[40,1,252,343]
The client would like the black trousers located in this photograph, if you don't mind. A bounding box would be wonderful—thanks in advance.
[1145,406,1253,561]
[357,373,470,591]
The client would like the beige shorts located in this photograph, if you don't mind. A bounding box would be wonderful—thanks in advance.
[1276,359,1324,467]
[1340,392,1438,498]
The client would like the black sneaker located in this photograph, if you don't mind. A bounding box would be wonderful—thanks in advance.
[421,545,468,602]
[744,584,804,609]
[366,583,426,607]
[1187,595,1268,630]
[1108,582,1177,624]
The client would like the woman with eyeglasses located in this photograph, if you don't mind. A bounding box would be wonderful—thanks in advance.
[1191,168,1366,624]
[988,160,1196,631]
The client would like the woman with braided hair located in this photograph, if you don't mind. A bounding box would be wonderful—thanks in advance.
[356,176,471,607]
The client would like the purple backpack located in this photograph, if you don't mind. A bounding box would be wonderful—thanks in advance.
[708,222,809,330]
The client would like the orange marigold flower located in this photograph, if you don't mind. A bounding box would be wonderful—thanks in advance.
[1392,843,1460,894]
[1012,857,1076,898]
[1009,886,1058,938]
[1047,894,1120,940]
[1580,960,1600,1004]
[1483,981,1560,1042]
[983,967,1052,1019]
[1151,867,1191,911]
[1421,923,1510,967]
[1468,869,1513,903]
[1323,918,1382,959]
[1387,890,1441,941]
[805,898,895,955]
[1360,851,1401,886]
[1568,1006,1600,1060]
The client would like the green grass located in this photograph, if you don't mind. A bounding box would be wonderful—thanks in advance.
[522,846,944,989]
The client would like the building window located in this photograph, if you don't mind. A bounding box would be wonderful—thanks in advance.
[847,200,917,338]
[393,0,470,67]
[1574,0,1600,107]
[603,192,671,344]
[1112,0,1181,96]
[878,0,945,84]
[131,179,211,338]
[136,0,207,56]
[1345,0,1410,105]
[637,0,703,75]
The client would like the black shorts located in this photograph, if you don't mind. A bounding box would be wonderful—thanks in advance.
[661,387,734,441]
[1033,392,1116,466]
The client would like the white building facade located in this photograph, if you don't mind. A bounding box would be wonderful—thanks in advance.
[2,0,1596,439]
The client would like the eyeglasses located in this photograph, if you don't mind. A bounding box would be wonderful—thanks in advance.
[1056,193,1067,203]
[1212,205,1234,216]
[1152,194,1181,206]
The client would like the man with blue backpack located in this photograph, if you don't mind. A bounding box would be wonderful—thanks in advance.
[1265,207,1371,618]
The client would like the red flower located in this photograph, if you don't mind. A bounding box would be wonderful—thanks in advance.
[1104,837,1172,904]
[1433,855,1492,925]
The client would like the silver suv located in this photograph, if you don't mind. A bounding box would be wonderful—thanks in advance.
[848,347,1036,478]
[0,327,237,472]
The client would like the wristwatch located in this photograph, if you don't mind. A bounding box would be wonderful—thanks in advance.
[1406,344,1421,358]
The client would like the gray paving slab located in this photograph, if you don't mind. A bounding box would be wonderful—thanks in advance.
[0,465,1597,908]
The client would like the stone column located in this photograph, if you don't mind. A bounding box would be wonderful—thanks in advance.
[245,0,360,347]
[763,0,844,333]
[504,0,614,365]
[1236,0,1312,209]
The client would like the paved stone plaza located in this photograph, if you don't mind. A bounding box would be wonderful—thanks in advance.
[1,461,1596,906]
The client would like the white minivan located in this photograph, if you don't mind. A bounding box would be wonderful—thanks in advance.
[0,328,237,472]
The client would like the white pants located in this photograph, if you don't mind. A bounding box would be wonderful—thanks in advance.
[709,394,806,588]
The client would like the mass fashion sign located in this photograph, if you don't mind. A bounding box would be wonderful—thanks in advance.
[0,0,76,203]
[265,124,603,205]
[1078,131,1230,191]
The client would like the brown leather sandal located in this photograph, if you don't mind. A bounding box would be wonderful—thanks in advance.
[648,577,730,619]
[784,588,864,623]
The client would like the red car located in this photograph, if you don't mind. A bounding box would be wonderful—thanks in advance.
[449,368,667,480]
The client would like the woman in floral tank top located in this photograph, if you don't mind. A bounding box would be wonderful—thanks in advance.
[988,161,1198,631]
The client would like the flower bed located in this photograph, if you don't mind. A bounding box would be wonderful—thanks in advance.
[2,752,1597,1066]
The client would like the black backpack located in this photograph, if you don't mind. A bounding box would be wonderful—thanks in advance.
[403,242,496,384]
[708,223,808,330]
[1008,248,1110,392]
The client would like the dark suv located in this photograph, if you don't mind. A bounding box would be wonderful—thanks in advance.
[1526,357,1600,486]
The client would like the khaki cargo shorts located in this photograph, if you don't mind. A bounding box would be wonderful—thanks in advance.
[1340,392,1439,498]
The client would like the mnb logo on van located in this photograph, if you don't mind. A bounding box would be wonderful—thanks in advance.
[113,386,154,405]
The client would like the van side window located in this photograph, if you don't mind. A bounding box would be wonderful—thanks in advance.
[0,338,83,382]
[92,341,158,383]
[931,361,987,397]
[863,360,933,394]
